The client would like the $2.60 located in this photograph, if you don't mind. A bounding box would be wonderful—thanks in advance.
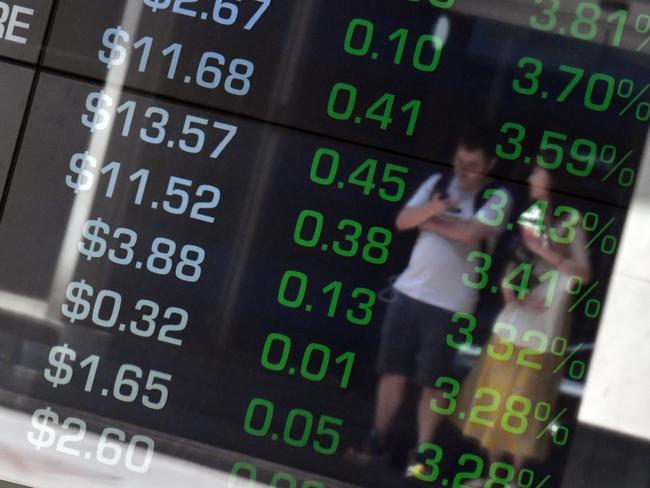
[62,279,187,346]
[78,218,205,283]
[27,406,154,473]
[44,344,171,411]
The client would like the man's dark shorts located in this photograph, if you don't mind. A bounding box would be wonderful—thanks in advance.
[376,289,457,386]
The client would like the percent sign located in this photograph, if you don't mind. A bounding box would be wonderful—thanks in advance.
[550,338,587,380]
[617,79,650,122]
[582,212,618,255]
[634,14,650,52]
[517,469,551,488]
[535,404,571,446]
[599,145,636,188]
[567,276,602,319]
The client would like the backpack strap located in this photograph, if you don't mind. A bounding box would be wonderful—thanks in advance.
[428,172,453,200]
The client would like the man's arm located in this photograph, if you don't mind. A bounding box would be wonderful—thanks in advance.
[395,194,451,231]
[419,217,493,244]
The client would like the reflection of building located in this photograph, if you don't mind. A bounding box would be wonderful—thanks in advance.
[563,130,650,487]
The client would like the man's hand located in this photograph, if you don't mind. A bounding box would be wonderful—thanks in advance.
[395,192,453,231]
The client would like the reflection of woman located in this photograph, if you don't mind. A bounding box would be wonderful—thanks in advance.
[453,168,591,482]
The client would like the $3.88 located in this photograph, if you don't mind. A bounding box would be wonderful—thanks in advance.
[62,280,187,347]
[244,398,342,456]
[28,407,154,473]
[44,344,172,411]
[66,152,222,224]
[79,218,205,283]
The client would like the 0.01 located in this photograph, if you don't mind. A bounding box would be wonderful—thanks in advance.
[261,333,355,389]
[243,398,342,456]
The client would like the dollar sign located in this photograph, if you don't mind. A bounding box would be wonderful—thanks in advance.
[27,407,59,450]
[79,218,110,261]
[61,280,93,324]
[98,26,130,69]
[44,344,76,388]
[65,151,98,194]
[81,91,113,133]
[144,0,172,12]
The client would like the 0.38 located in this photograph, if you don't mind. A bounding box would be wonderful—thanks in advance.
[293,209,392,265]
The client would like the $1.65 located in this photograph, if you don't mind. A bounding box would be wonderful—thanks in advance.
[44,344,171,411]
[78,218,205,283]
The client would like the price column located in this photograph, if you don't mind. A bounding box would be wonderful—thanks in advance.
[5,71,251,472]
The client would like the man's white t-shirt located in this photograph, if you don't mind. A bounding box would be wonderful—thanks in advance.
[393,174,512,314]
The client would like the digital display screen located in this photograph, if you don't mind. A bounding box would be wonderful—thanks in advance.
[0,1,648,487]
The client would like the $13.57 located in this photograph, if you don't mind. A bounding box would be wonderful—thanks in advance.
[81,91,238,159]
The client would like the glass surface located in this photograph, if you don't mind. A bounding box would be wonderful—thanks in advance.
[0,1,648,487]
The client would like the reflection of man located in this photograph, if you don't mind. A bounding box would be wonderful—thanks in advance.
[347,128,512,478]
